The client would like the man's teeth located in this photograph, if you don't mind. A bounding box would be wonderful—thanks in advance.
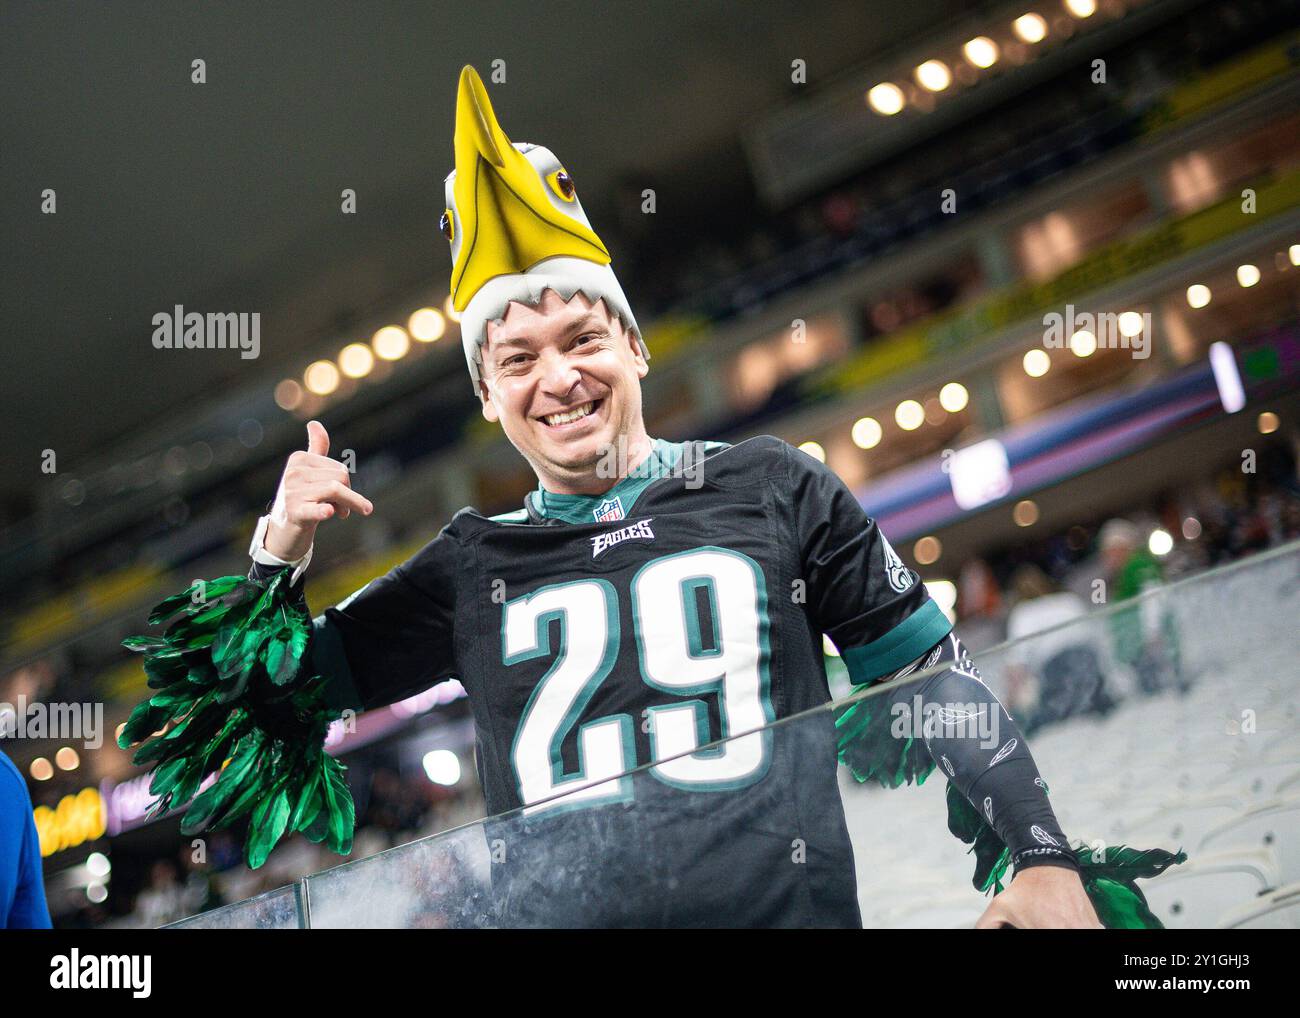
[543,402,596,426]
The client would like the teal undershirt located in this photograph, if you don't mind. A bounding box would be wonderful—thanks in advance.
[501,438,721,525]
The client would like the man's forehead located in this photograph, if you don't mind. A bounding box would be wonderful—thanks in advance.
[485,291,614,346]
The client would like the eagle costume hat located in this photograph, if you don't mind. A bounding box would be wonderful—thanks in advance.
[442,65,649,391]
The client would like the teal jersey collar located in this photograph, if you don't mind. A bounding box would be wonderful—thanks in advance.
[528,438,686,524]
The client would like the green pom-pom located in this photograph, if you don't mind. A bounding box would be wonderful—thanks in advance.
[1077,845,1188,929]
[119,700,171,749]
[289,767,323,832]
[247,789,292,871]
[120,572,354,870]
[835,684,936,789]
[147,576,246,625]
[320,756,355,856]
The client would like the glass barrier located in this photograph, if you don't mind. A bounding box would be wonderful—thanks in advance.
[166,883,303,929]
[169,541,1300,928]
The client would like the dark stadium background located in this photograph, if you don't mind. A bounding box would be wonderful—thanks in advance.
[1,0,1297,927]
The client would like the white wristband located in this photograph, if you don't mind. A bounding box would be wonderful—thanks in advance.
[249,514,314,585]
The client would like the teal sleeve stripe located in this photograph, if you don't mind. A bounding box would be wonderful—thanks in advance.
[310,615,365,713]
[839,600,954,685]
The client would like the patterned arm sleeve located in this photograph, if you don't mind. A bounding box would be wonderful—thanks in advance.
[886,634,1083,875]
[788,441,1079,877]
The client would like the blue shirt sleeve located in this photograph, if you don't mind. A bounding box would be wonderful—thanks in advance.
[0,749,52,929]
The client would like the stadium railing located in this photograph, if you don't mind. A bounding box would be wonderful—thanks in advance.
[170,540,1300,928]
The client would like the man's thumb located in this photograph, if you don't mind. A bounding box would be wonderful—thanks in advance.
[306,420,329,457]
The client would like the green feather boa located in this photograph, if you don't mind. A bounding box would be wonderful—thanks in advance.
[836,684,1187,928]
[120,571,354,870]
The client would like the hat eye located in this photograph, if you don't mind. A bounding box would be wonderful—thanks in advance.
[440,209,455,242]
[546,169,576,202]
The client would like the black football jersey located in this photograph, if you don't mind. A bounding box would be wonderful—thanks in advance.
[306,435,953,926]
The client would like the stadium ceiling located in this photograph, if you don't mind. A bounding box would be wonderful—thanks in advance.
[0,0,972,511]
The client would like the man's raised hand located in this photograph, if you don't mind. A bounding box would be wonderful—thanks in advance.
[263,420,373,561]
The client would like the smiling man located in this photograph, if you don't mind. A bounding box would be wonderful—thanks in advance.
[478,290,653,498]
[122,66,1182,928]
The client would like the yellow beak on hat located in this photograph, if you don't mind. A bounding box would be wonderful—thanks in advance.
[448,65,611,312]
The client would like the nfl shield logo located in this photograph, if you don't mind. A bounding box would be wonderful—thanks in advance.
[593,496,624,522]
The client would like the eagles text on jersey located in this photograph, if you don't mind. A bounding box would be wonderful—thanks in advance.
[303,436,952,926]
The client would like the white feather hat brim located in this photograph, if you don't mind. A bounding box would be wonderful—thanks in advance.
[460,256,647,390]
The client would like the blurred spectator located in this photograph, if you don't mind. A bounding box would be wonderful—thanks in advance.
[364,767,439,846]
[955,558,1004,654]
[176,844,222,916]
[1099,518,1187,697]
[133,859,186,928]
[1003,565,1113,734]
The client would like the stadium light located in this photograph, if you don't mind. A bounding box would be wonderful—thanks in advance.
[304,360,341,396]
[1013,13,1048,43]
[1186,284,1211,309]
[915,60,952,92]
[924,580,957,620]
[1236,264,1260,287]
[1209,341,1245,413]
[1118,311,1145,337]
[851,416,882,449]
[867,83,905,115]
[948,439,1012,510]
[1148,529,1173,556]
[274,378,304,411]
[1258,411,1279,434]
[963,37,1000,68]
[1064,0,1096,17]
[1069,330,1096,357]
[423,749,462,786]
[1013,499,1039,527]
[409,307,446,342]
[338,342,375,379]
[914,535,941,565]
[895,399,925,430]
[372,325,411,361]
[1023,349,1050,377]
[798,441,826,462]
[1289,244,1299,267]
[939,382,968,412]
